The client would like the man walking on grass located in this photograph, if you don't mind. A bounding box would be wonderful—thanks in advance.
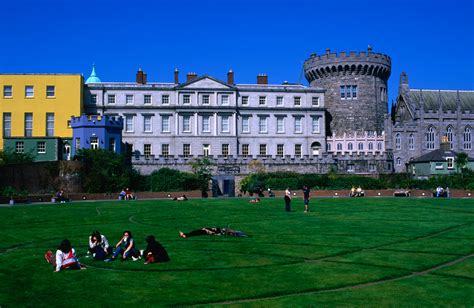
[303,185,310,213]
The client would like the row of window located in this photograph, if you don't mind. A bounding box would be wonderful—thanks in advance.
[340,85,357,99]
[15,141,47,154]
[94,93,321,107]
[3,85,55,98]
[73,137,117,152]
[327,141,383,152]
[2,113,55,137]
[395,126,472,151]
[124,114,321,134]
[396,157,455,169]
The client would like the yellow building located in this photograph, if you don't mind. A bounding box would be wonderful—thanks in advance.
[0,74,83,154]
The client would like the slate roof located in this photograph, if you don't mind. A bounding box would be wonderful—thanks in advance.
[411,148,474,163]
[405,90,474,112]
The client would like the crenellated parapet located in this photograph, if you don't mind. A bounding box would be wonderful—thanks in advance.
[70,114,123,129]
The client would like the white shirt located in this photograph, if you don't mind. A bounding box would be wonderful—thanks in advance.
[55,248,78,272]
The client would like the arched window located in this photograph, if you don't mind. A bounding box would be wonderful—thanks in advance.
[464,126,472,150]
[396,157,401,166]
[337,143,342,151]
[368,142,374,151]
[348,142,353,151]
[326,143,332,151]
[377,142,383,151]
[409,134,414,150]
[446,126,454,150]
[395,133,401,150]
[358,142,364,151]
[426,126,435,150]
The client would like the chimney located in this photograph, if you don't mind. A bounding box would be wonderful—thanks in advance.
[325,48,331,55]
[174,68,179,84]
[186,72,197,82]
[440,136,450,151]
[136,68,147,84]
[257,74,268,85]
[227,69,234,85]
[367,45,373,53]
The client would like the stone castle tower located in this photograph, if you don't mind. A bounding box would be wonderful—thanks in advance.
[303,47,391,135]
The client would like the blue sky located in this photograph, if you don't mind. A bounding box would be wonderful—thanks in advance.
[1,0,473,105]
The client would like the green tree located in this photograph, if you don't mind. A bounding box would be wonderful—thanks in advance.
[455,152,469,176]
[190,157,213,197]
[0,149,34,165]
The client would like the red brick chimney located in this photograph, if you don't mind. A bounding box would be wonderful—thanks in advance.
[257,74,268,85]
[227,69,234,85]
[187,72,197,82]
[174,68,179,84]
[136,68,147,84]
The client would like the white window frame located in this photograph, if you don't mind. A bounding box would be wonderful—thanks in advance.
[294,96,301,106]
[144,144,152,158]
[202,94,210,105]
[259,96,266,106]
[294,117,303,133]
[242,144,250,157]
[125,115,134,132]
[161,115,170,133]
[25,85,34,98]
[46,113,54,137]
[3,85,12,97]
[221,116,230,133]
[183,94,191,105]
[222,144,229,157]
[221,94,229,105]
[183,115,191,132]
[277,144,284,157]
[25,113,33,137]
[143,115,152,133]
[144,94,152,105]
[202,115,211,133]
[162,95,170,105]
[241,96,249,106]
[37,141,46,154]
[126,94,134,105]
[312,117,320,133]
[276,117,284,133]
[312,96,319,107]
[3,113,11,137]
[161,144,170,157]
[242,116,250,133]
[259,116,267,133]
[46,86,55,98]
[276,96,283,106]
[259,144,267,156]
[107,94,116,104]
[295,144,302,157]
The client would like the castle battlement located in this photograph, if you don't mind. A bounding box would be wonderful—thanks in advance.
[70,114,123,129]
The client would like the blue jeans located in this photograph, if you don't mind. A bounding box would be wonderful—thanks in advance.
[113,246,138,259]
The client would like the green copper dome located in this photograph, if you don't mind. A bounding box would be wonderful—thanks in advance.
[85,64,101,84]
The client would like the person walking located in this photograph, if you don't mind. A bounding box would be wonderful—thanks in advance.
[284,187,292,212]
[303,185,310,213]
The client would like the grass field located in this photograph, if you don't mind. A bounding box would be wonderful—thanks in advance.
[1,197,473,306]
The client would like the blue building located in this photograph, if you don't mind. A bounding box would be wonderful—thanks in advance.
[71,114,123,157]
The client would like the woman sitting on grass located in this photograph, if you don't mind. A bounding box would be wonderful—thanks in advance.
[44,239,85,272]
[108,230,140,261]
[179,227,248,238]
[88,230,112,260]
[142,235,170,264]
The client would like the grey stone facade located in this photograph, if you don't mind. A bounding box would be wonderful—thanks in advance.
[388,72,474,172]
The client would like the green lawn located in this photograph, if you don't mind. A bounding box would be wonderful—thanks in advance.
[1,197,473,306]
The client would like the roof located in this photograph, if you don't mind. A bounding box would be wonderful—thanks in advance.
[405,89,474,112]
[410,148,474,163]
[85,65,101,84]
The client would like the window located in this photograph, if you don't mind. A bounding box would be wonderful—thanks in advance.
[46,86,55,97]
[222,144,229,157]
[37,141,46,154]
[368,142,374,151]
[109,138,116,152]
[161,144,170,157]
[396,158,402,166]
[241,96,249,106]
[24,113,33,137]
[259,144,267,156]
[294,117,302,133]
[16,141,24,153]
[348,143,353,151]
[426,126,435,150]
[144,95,152,105]
[347,164,355,172]
[46,113,54,137]
[277,144,284,157]
[369,164,376,172]
[340,86,345,99]
[67,120,71,128]
[25,86,34,97]
[143,115,152,132]
[277,117,284,133]
[358,142,364,151]
[352,85,357,98]
[162,95,170,105]
[161,115,170,132]
[221,116,230,133]
[183,94,191,105]
[294,97,301,106]
[221,95,229,105]
[75,138,80,151]
[395,133,401,150]
[259,96,266,105]
[242,116,250,133]
[183,115,191,132]
[446,126,454,150]
[126,94,134,105]
[242,144,250,157]
[259,117,267,133]
[202,95,210,105]
[107,94,115,104]
[327,143,332,151]
[340,85,357,99]
[202,116,210,132]
[312,97,319,106]
[377,142,383,151]
[4,85,12,97]
[90,137,99,150]
[144,144,152,158]
[202,144,210,156]
[295,144,302,157]
[464,127,472,150]
[3,113,11,137]
[125,115,134,132]
[312,117,320,133]
[276,96,283,106]
[409,134,414,150]
[91,94,97,104]
[337,143,343,151]
[447,157,454,169]
[183,144,191,157]
[435,162,443,170]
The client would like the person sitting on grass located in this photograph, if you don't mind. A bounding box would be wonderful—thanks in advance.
[119,189,126,200]
[44,239,86,272]
[88,230,112,260]
[249,197,261,203]
[174,195,188,201]
[179,227,248,238]
[142,235,170,264]
[108,230,140,261]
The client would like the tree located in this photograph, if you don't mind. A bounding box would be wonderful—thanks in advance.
[0,149,34,165]
[455,152,469,177]
[190,157,213,197]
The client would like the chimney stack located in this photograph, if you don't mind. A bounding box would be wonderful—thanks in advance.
[174,68,179,84]
[136,68,147,84]
[186,72,197,82]
[257,74,268,85]
[227,69,234,85]
[440,136,450,151]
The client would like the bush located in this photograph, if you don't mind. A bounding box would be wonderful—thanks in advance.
[147,168,199,192]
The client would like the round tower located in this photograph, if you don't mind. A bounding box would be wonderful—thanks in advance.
[304,47,391,135]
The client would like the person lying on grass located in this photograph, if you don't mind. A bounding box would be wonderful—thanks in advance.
[142,235,170,264]
[44,239,86,272]
[179,227,248,238]
[107,230,140,261]
[88,230,112,260]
